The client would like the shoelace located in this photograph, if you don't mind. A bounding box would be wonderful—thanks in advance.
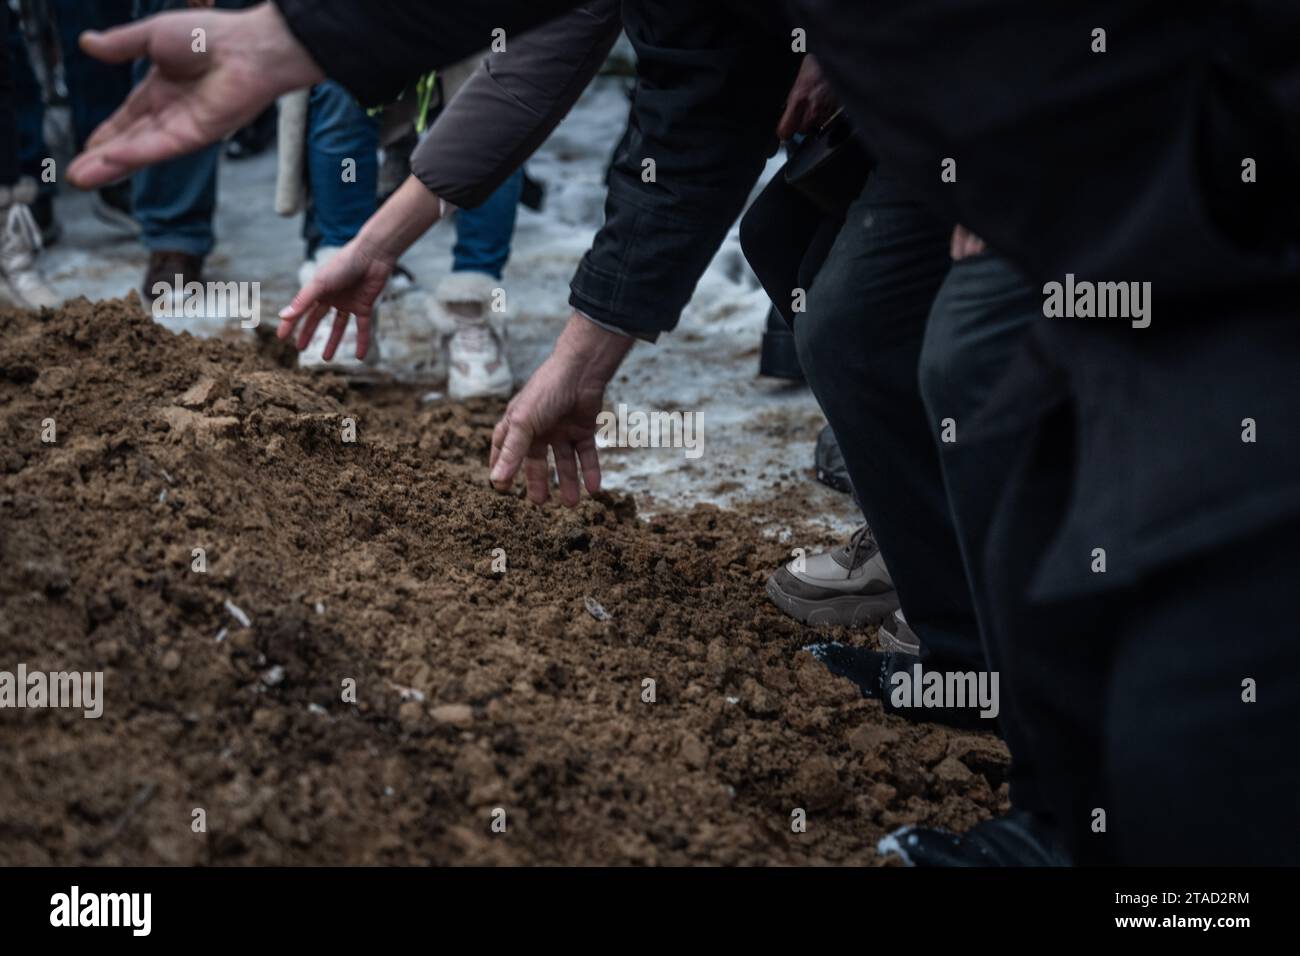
[3,202,43,271]
[843,524,876,578]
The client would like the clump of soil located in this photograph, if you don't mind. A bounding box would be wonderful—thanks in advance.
[0,299,1007,865]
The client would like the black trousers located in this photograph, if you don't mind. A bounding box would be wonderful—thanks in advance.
[978,398,1300,864]
[794,169,983,678]
[739,166,842,327]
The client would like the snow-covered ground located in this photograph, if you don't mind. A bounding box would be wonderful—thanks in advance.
[41,76,856,540]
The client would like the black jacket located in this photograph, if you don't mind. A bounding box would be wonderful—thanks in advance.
[567,1,797,339]
[276,0,799,339]
[791,0,1300,305]
[277,0,1300,307]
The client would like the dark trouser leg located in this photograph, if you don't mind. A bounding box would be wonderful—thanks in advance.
[739,169,841,326]
[794,169,980,672]
[917,253,1047,807]
[983,316,1300,864]
[1106,521,1300,865]
[130,0,246,257]
[51,0,135,150]
[989,424,1300,863]
[980,399,1109,852]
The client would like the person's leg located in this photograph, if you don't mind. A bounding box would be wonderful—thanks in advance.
[50,0,134,151]
[294,80,381,373]
[8,4,67,243]
[450,169,523,279]
[441,170,523,400]
[1106,518,1300,865]
[978,395,1112,857]
[304,80,378,252]
[739,169,843,381]
[918,253,1044,728]
[130,82,217,258]
[794,168,979,672]
[0,3,58,308]
[131,0,230,291]
[7,12,47,190]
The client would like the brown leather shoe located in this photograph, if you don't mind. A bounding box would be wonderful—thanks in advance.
[142,250,204,303]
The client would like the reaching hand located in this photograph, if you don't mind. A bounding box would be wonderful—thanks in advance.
[776,56,837,140]
[490,313,633,506]
[950,225,987,261]
[68,4,323,189]
[277,240,394,361]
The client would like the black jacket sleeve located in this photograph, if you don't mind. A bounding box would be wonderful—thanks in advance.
[273,0,583,106]
[411,0,622,209]
[568,1,799,339]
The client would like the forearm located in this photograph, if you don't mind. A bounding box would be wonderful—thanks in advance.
[553,311,634,386]
[356,175,443,265]
[412,0,621,209]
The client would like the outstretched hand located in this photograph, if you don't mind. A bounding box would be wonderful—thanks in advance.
[68,4,323,189]
[490,313,633,506]
[277,240,394,361]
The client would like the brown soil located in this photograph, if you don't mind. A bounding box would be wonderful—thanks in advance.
[0,299,1008,865]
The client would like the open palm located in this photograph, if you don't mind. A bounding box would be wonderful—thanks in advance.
[68,6,322,189]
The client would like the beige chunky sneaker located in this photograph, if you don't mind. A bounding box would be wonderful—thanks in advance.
[766,525,899,628]
[878,609,922,655]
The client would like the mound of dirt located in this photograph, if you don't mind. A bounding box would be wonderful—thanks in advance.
[0,299,1007,865]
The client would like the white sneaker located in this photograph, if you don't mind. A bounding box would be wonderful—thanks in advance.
[0,178,60,310]
[448,321,513,400]
[296,245,382,378]
[437,272,513,400]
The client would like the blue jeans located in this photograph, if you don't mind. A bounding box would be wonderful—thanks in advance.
[451,169,522,278]
[305,81,378,250]
[131,0,242,255]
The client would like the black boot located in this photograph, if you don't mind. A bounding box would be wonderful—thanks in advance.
[880,810,1070,866]
[758,306,804,380]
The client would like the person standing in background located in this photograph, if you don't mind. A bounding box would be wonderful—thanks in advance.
[0,1,58,308]
[11,0,136,244]
[131,0,248,308]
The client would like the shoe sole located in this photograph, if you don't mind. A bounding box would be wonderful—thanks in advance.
[765,575,899,629]
[878,627,921,656]
[447,378,513,401]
